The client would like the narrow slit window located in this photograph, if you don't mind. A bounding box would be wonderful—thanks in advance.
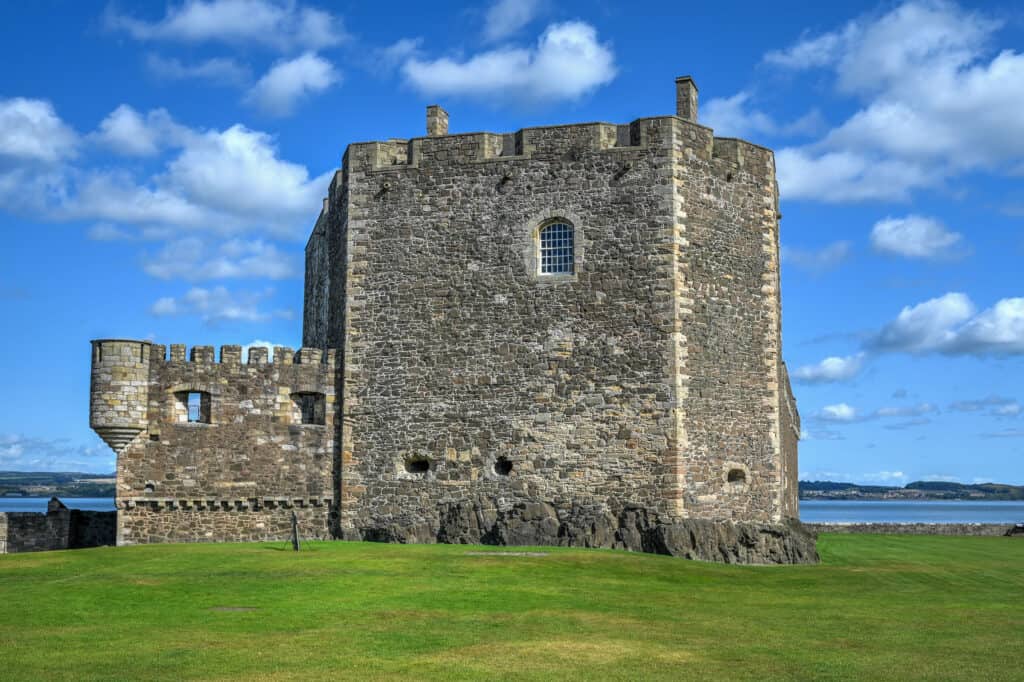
[539,222,574,275]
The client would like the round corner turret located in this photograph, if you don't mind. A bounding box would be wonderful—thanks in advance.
[90,339,153,454]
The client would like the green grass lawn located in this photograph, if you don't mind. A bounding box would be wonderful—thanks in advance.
[1,535,1021,681]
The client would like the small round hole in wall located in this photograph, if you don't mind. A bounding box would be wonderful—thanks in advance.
[726,172,734,182]
[405,457,430,474]
[144,482,156,493]
[727,468,746,484]
[494,457,513,476]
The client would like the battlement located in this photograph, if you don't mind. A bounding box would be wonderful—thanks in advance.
[344,117,701,172]
[145,344,338,368]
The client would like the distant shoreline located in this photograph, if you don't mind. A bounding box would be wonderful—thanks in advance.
[800,480,1024,501]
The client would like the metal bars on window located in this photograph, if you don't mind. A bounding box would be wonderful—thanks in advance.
[539,222,574,275]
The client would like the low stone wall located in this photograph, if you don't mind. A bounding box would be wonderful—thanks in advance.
[69,510,117,549]
[347,500,819,565]
[0,499,116,555]
[807,523,1021,536]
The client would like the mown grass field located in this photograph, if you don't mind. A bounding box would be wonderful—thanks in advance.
[1,534,1021,680]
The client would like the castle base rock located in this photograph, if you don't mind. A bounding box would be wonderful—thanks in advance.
[347,500,819,565]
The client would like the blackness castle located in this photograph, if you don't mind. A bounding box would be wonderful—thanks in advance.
[89,77,816,563]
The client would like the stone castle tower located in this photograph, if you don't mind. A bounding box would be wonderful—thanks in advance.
[90,77,812,563]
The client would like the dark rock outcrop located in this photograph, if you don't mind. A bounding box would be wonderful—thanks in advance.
[354,499,819,565]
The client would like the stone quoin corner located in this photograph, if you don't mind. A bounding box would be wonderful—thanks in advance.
[89,76,816,564]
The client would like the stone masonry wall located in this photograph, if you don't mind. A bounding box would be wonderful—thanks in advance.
[112,343,338,545]
[305,112,794,539]
[670,128,788,522]
[330,120,682,538]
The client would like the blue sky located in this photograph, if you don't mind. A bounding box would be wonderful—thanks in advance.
[0,0,1021,483]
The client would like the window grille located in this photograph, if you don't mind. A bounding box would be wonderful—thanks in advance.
[539,222,574,275]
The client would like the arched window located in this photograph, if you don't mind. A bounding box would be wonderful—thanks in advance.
[539,221,574,275]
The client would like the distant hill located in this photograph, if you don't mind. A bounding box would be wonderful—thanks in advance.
[0,471,116,498]
[800,480,1024,501]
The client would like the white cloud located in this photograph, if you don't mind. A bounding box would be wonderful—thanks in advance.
[994,403,1022,417]
[87,223,134,241]
[146,54,250,85]
[950,396,1021,417]
[150,286,293,324]
[0,98,330,259]
[0,433,112,472]
[870,215,964,260]
[245,53,338,116]
[143,237,298,280]
[242,339,292,361]
[483,0,542,42]
[0,97,77,162]
[781,240,852,274]
[792,353,865,383]
[819,403,858,422]
[105,0,345,52]
[872,292,975,353]
[93,105,192,156]
[775,148,939,202]
[402,21,616,103]
[874,403,937,418]
[873,292,1024,355]
[374,38,423,72]
[702,91,822,139]
[767,1,1024,202]
[861,470,907,484]
[159,124,329,234]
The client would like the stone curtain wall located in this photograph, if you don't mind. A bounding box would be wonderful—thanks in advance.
[0,502,115,554]
[114,344,338,545]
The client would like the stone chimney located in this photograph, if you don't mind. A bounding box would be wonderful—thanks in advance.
[675,76,698,123]
[426,105,449,137]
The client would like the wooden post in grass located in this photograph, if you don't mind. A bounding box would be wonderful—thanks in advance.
[291,511,301,551]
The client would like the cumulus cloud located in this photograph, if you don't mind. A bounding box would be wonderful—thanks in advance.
[92,105,192,156]
[146,54,250,85]
[815,401,937,424]
[245,53,338,116]
[870,215,965,260]
[781,240,852,274]
[483,0,543,42]
[105,0,345,52]
[402,21,616,103]
[818,403,859,422]
[0,97,77,162]
[765,1,1024,202]
[702,91,823,139]
[142,237,299,280]
[872,292,1024,356]
[241,339,292,361]
[150,286,293,324]
[792,353,865,384]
